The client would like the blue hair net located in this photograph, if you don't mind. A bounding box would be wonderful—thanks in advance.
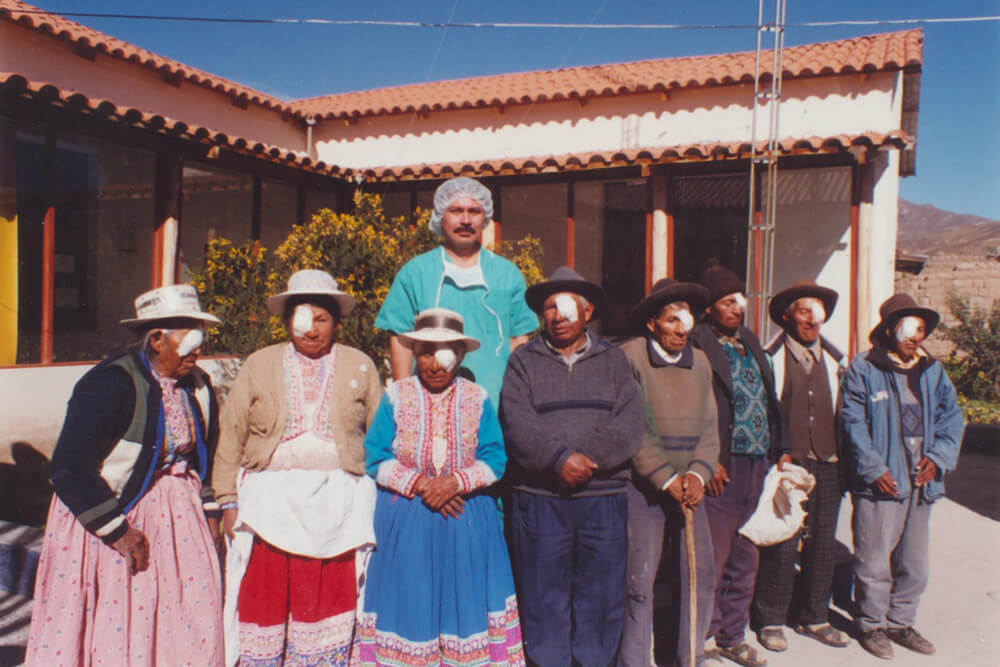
[429,177,494,235]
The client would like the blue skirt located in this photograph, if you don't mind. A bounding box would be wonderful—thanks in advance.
[357,489,525,666]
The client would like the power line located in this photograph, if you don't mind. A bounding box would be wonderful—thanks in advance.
[12,10,1000,30]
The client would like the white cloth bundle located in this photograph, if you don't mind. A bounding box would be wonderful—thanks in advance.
[739,463,816,547]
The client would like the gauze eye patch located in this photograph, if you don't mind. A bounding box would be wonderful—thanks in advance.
[434,347,458,372]
[554,293,579,323]
[175,329,204,356]
[676,308,695,333]
[292,305,314,338]
[895,316,922,342]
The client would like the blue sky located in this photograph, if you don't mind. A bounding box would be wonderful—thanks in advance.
[40,0,1000,220]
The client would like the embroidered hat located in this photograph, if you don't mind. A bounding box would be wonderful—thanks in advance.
[629,278,710,333]
[429,177,494,235]
[396,308,481,351]
[524,266,607,319]
[768,279,839,325]
[266,270,356,317]
[120,284,221,328]
[868,293,940,344]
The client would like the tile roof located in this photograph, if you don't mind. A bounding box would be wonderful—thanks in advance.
[359,131,913,182]
[292,29,923,120]
[0,72,351,179]
[0,0,298,115]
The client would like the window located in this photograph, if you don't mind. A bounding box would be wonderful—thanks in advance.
[179,163,252,278]
[259,179,298,251]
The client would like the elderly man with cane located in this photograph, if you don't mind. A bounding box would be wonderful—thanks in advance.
[619,278,720,667]
[502,267,644,667]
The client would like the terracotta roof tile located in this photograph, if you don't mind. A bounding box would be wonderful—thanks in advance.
[0,0,298,114]
[359,132,913,182]
[0,72,349,178]
[292,29,922,120]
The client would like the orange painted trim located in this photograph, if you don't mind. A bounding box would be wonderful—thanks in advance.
[151,222,164,288]
[645,211,653,293]
[849,163,861,358]
[566,215,575,269]
[40,206,55,364]
[493,219,502,244]
[751,209,764,336]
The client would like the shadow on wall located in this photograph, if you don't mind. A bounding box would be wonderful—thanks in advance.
[0,443,52,528]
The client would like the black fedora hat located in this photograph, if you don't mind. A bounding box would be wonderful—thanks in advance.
[868,293,941,344]
[768,279,839,326]
[525,266,607,320]
[629,278,710,333]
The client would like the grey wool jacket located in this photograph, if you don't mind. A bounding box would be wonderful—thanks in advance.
[620,337,720,490]
[499,334,644,497]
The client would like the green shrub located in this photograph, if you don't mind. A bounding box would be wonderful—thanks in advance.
[940,293,1000,402]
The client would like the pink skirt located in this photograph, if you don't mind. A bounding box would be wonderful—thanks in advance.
[25,465,224,667]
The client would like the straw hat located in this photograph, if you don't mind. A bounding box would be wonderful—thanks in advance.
[266,270,356,317]
[120,284,220,328]
[396,308,480,352]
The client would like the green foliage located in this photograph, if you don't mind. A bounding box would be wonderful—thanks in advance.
[955,395,1000,426]
[191,193,543,380]
[940,292,1000,403]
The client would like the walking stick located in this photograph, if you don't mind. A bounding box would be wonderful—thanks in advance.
[682,504,697,667]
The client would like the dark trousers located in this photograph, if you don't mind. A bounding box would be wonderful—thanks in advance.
[752,459,843,628]
[704,455,767,647]
[510,490,628,667]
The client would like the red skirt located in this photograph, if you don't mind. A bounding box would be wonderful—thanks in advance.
[238,537,356,666]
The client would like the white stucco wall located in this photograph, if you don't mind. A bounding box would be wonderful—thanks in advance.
[314,72,902,170]
[1,22,305,150]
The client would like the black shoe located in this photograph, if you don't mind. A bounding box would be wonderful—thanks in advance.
[886,626,936,655]
[859,629,894,660]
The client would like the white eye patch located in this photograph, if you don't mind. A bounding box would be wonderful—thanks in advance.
[895,316,922,342]
[434,347,458,372]
[676,308,695,333]
[176,329,204,356]
[291,305,314,337]
[808,300,827,323]
[554,293,579,323]
[732,293,748,310]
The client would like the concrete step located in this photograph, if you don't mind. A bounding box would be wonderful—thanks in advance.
[0,522,43,598]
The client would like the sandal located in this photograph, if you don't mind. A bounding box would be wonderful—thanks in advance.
[796,622,850,648]
[757,626,787,652]
[717,641,768,667]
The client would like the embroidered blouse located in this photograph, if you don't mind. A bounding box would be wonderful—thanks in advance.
[363,376,506,498]
[151,367,195,468]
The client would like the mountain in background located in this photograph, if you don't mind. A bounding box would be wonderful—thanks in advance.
[897,199,1000,256]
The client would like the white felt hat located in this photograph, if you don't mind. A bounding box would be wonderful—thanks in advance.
[120,284,221,328]
[266,270,356,317]
[396,308,480,352]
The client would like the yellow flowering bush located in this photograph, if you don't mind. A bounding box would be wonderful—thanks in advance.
[191,193,544,379]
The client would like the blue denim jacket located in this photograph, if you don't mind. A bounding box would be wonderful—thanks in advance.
[841,347,965,501]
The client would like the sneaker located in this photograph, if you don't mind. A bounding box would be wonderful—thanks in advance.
[757,626,788,652]
[859,629,894,660]
[886,626,936,655]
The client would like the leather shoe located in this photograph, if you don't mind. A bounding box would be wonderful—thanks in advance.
[886,626,936,655]
[860,629,894,660]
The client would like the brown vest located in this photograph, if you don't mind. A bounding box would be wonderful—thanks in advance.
[781,347,837,462]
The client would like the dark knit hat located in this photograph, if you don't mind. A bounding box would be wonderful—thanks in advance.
[525,266,607,320]
[629,278,710,333]
[698,259,745,306]
[869,293,940,345]
[768,279,839,326]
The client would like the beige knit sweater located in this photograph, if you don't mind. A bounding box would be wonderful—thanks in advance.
[212,342,383,504]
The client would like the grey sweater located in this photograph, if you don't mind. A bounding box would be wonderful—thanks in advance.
[620,337,719,490]
[500,335,643,497]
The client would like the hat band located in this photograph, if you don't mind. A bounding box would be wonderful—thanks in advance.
[414,313,464,334]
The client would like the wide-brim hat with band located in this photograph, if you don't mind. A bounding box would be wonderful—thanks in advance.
[525,266,608,320]
[397,308,481,352]
[629,278,710,333]
[768,279,839,326]
[267,269,356,317]
[869,293,940,344]
[120,284,221,328]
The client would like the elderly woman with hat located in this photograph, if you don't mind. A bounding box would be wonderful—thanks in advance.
[213,269,382,667]
[841,294,964,660]
[618,278,719,667]
[26,284,225,665]
[357,307,525,666]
